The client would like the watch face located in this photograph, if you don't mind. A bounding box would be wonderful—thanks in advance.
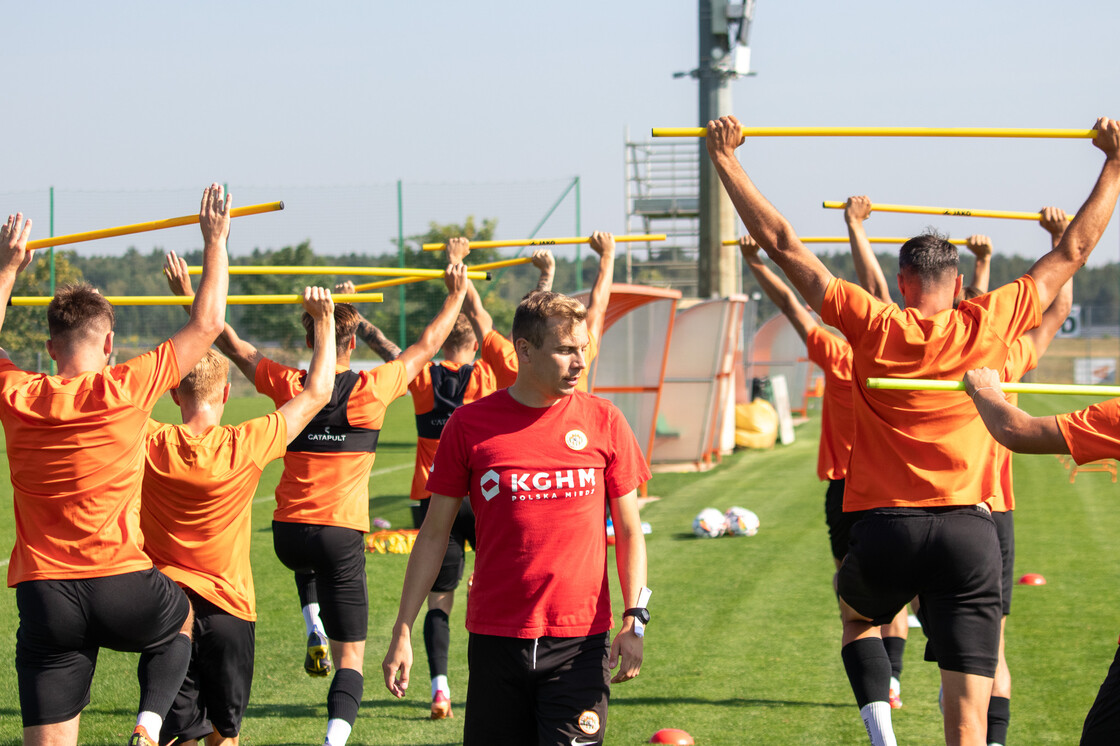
[626,608,650,624]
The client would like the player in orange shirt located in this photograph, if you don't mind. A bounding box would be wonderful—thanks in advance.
[141,287,336,746]
[165,258,468,746]
[0,184,232,746]
[464,231,614,392]
[707,114,1120,745]
[964,370,1120,745]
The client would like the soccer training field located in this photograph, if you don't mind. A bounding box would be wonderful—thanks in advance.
[0,392,1115,744]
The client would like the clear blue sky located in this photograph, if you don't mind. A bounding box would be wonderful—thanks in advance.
[4,1,1119,265]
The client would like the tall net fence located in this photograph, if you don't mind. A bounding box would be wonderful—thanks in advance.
[0,179,582,388]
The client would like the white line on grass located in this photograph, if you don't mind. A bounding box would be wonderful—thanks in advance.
[252,461,414,504]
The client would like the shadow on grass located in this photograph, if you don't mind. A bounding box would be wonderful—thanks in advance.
[612,696,849,709]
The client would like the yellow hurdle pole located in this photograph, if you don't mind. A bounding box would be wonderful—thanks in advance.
[866,377,1120,397]
[25,202,285,252]
[421,234,666,251]
[9,293,384,307]
[186,265,491,280]
[821,201,1072,222]
[652,126,1097,139]
[722,236,968,246]
[352,257,533,292]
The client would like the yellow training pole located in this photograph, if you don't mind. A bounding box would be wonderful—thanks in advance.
[9,293,384,307]
[652,126,1097,139]
[186,265,491,280]
[352,257,534,292]
[722,236,968,246]
[821,201,1072,222]
[866,378,1120,397]
[26,202,285,252]
[421,234,666,251]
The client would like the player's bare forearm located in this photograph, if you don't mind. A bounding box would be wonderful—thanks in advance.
[847,223,891,303]
[356,318,401,362]
[462,280,493,342]
[171,185,230,376]
[610,491,648,611]
[278,293,336,443]
[0,214,33,339]
[215,323,265,384]
[745,256,816,344]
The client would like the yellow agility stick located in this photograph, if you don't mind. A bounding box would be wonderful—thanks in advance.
[821,201,1072,222]
[9,293,384,307]
[652,126,1097,139]
[352,257,533,292]
[422,234,666,251]
[26,202,285,252]
[186,266,491,280]
[866,378,1120,397]
[723,236,968,246]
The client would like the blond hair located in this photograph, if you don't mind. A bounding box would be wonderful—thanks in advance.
[176,349,230,404]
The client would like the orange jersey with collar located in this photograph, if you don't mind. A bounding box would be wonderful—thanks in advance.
[407,359,500,500]
[820,276,1041,511]
[0,341,181,586]
[1057,398,1120,464]
[141,413,287,620]
[481,328,599,392]
[256,359,408,532]
[805,326,855,481]
[989,337,1038,513]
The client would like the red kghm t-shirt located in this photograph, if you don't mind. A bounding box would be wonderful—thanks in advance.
[426,389,651,639]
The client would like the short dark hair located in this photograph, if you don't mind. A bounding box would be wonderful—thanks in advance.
[511,292,587,349]
[47,283,115,347]
[444,313,476,351]
[302,303,360,350]
[898,230,959,281]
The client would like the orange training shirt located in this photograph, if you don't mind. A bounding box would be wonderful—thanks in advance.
[805,326,855,482]
[0,340,181,586]
[1057,398,1120,465]
[142,413,288,620]
[820,276,1040,511]
[989,337,1038,513]
[256,359,407,532]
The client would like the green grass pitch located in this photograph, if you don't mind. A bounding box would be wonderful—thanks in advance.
[0,392,1117,744]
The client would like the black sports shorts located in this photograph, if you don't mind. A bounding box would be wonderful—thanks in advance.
[412,497,476,593]
[464,632,610,746]
[837,505,1002,677]
[992,509,1015,617]
[272,521,368,642]
[15,567,189,727]
[164,591,255,743]
[824,479,868,561]
[1081,644,1120,745]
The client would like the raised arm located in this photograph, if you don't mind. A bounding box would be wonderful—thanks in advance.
[844,196,891,303]
[163,250,263,383]
[1040,206,1069,250]
[740,236,817,344]
[706,116,834,311]
[1027,118,1120,308]
[585,232,615,343]
[531,249,556,293]
[0,213,34,357]
[961,234,993,296]
[963,368,1068,454]
[395,263,469,382]
[276,287,335,443]
[168,183,230,378]
[462,277,494,344]
[333,283,403,362]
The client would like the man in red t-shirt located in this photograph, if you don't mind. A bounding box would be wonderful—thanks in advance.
[141,288,335,745]
[0,184,232,746]
[383,291,650,746]
[963,372,1120,745]
[707,114,1120,745]
[164,259,468,746]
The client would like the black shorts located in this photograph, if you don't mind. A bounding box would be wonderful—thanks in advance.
[824,479,868,561]
[993,509,1015,617]
[164,591,255,743]
[837,506,1002,677]
[15,567,190,727]
[1082,644,1120,745]
[464,632,610,746]
[272,521,368,643]
[412,497,477,593]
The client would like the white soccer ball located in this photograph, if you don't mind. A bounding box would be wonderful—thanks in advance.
[724,506,760,537]
[692,507,727,538]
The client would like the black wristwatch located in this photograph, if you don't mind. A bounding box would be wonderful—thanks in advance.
[623,607,650,624]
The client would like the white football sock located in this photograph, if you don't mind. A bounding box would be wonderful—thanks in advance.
[889,676,901,696]
[431,675,449,698]
[303,603,325,636]
[324,718,352,746]
[860,701,897,746]
[136,712,163,742]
